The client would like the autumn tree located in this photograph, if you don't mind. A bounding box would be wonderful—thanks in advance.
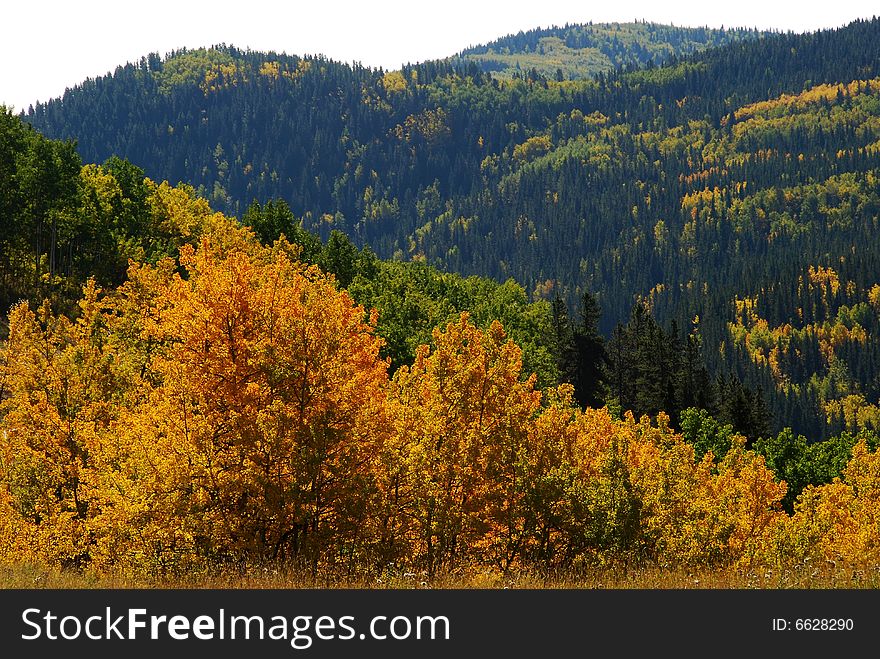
[379,314,543,574]
[0,282,131,569]
[99,233,391,569]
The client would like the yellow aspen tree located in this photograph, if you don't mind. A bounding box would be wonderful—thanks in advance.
[524,385,581,566]
[777,440,880,568]
[105,237,390,569]
[0,282,128,568]
[382,314,542,574]
[692,437,786,567]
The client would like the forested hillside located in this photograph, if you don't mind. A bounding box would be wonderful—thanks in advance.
[18,17,880,440]
[453,21,767,80]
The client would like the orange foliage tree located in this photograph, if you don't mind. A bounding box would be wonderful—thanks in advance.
[379,314,543,574]
[93,237,390,570]
[0,213,392,573]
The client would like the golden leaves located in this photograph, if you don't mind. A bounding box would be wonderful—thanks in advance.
[771,440,880,567]
[0,210,877,576]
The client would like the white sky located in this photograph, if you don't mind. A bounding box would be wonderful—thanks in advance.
[1,0,878,112]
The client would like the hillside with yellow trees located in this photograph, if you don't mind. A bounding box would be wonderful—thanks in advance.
[1,191,879,582]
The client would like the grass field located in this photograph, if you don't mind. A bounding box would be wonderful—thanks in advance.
[3,562,877,590]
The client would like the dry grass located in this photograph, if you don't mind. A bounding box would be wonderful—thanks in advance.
[3,561,879,589]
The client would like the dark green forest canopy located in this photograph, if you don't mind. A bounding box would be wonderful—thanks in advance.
[17,17,880,439]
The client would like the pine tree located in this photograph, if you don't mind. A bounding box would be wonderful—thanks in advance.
[551,294,577,387]
[572,291,606,409]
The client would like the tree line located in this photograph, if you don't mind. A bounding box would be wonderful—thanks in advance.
[2,203,878,578]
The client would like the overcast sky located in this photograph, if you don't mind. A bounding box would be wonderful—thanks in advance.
[2,0,878,112]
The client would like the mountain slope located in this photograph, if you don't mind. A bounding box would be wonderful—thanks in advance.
[452,21,768,80]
